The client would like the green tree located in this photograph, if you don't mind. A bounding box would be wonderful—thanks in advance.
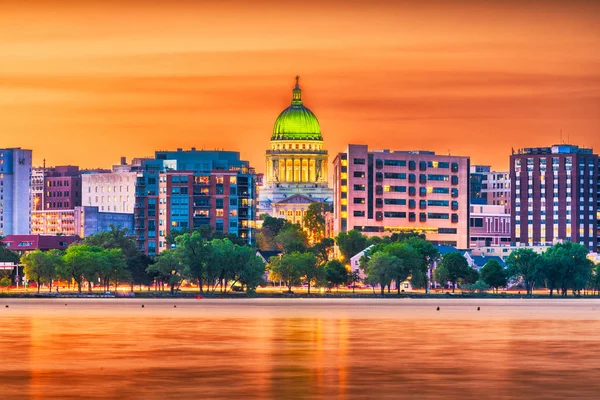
[269,252,306,292]
[542,242,592,296]
[335,230,368,263]
[0,243,19,264]
[176,231,208,293]
[349,269,361,293]
[237,252,265,293]
[303,202,329,243]
[61,244,103,293]
[0,275,11,290]
[275,224,309,253]
[84,225,151,289]
[381,242,421,294]
[311,237,335,265]
[146,249,183,294]
[464,279,490,293]
[403,236,439,291]
[324,259,348,291]
[589,264,600,296]
[366,252,401,295]
[21,250,54,293]
[480,260,507,293]
[434,252,472,293]
[506,248,542,296]
[297,252,320,294]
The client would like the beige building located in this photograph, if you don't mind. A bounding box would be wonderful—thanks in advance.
[82,172,136,213]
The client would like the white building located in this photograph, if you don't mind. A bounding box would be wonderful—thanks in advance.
[82,172,136,214]
[0,148,32,235]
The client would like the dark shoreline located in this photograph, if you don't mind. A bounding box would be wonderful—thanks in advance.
[1,292,597,299]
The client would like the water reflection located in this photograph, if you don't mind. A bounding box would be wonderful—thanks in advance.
[1,299,600,399]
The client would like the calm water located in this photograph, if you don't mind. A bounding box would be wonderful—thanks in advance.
[1,298,600,399]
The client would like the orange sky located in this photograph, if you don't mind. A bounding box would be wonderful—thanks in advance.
[1,0,599,172]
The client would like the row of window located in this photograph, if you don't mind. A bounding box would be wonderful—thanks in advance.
[352,158,460,172]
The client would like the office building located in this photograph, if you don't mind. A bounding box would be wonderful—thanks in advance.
[333,144,470,249]
[135,149,256,255]
[0,148,32,235]
[510,144,598,250]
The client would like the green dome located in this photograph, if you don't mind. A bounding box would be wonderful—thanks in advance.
[271,77,322,141]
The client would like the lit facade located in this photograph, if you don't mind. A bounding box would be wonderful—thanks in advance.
[258,77,333,217]
[31,209,76,235]
[135,149,256,255]
[82,172,136,213]
[0,148,32,236]
[510,144,598,251]
[333,144,470,249]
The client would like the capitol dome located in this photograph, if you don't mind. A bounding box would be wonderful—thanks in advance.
[271,77,322,141]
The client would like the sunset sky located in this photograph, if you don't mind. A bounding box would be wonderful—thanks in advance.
[1,0,599,172]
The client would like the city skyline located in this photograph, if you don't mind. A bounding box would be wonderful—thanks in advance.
[1,0,599,172]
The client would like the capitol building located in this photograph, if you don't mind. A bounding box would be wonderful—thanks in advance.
[258,77,333,223]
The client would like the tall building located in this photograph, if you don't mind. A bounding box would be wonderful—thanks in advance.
[42,166,82,210]
[258,77,333,222]
[0,148,32,235]
[333,144,470,249]
[470,165,510,213]
[135,149,256,255]
[510,144,598,250]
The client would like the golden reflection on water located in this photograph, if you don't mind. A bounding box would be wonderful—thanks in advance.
[1,299,600,399]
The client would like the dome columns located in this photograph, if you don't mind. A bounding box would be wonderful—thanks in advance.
[266,151,327,185]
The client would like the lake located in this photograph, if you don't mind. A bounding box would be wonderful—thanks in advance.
[1,298,600,399]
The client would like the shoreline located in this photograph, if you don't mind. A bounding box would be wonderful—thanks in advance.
[1,291,598,299]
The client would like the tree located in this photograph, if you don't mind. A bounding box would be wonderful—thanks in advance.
[542,242,592,296]
[146,249,183,294]
[434,252,472,293]
[464,279,490,293]
[275,224,309,254]
[303,202,329,243]
[589,264,600,296]
[403,237,439,291]
[269,252,309,293]
[480,260,507,293]
[506,248,542,296]
[349,269,361,293]
[61,244,103,293]
[22,250,56,293]
[366,252,401,295]
[335,230,368,263]
[176,231,208,292]
[257,216,287,251]
[311,237,335,265]
[0,275,11,291]
[84,225,152,289]
[324,260,348,291]
[297,252,320,294]
[0,243,19,264]
[380,242,421,294]
[237,253,265,293]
